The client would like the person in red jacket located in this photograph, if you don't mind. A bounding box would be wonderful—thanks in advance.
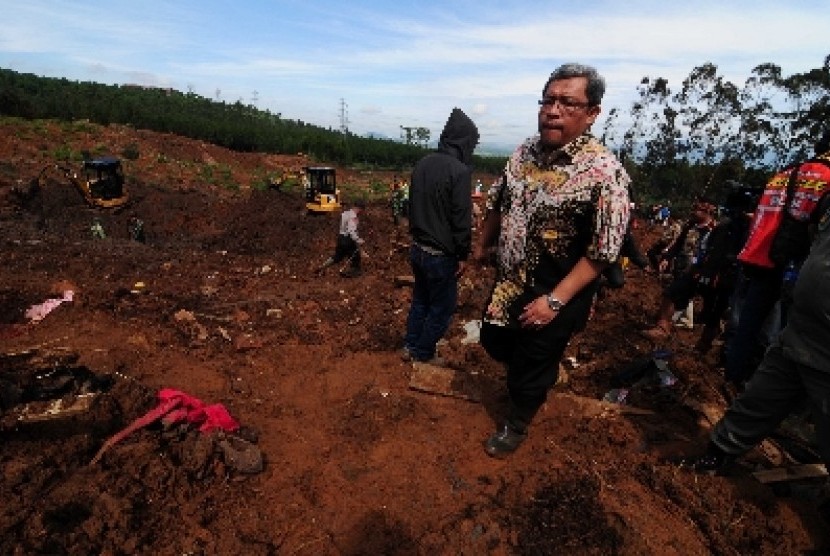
[676,184,830,486]
[724,130,830,388]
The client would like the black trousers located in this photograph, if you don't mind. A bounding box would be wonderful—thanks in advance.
[665,272,730,328]
[480,319,577,426]
[713,343,830,466]
[332,234,360,268]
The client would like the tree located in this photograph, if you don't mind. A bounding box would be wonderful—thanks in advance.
[604,54,829,212]
[400,125,416,145]
[414,127,431,148]
[738,63,785,166]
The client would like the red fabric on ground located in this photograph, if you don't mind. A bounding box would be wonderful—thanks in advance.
[157,388,240,432]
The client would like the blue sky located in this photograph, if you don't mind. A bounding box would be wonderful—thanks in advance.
[1,0,827,153]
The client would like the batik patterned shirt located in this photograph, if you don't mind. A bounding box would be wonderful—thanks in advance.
[484,133,630,326]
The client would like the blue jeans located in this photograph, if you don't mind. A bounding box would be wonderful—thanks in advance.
[404,244,458,361]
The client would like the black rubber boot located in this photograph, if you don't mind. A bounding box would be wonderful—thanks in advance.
[483,401,538,458]
[484,424,527,458]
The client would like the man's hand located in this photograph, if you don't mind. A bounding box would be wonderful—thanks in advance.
[519,296,557,329]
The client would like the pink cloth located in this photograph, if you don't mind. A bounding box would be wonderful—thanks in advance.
[25,290,74,322]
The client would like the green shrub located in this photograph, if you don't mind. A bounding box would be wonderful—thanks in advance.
[369,179,387,196]
[251,175,270,191]
[52,144,73,161]
[281,176,300,192]
[200,164,214,182]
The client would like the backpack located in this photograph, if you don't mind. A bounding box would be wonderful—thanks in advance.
[769,158,830,267]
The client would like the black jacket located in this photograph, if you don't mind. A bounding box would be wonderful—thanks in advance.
[696,214,749,290]
[408,108,479,260]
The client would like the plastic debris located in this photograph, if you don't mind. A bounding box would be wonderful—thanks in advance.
[657,369,678,387]
[603,388,629,404]
[90,219,106,239]
[461,320,482,345]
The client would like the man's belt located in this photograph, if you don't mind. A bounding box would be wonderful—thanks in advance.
[414,241,446,256]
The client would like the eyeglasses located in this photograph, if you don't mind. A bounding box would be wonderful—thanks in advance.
[537,96,592,113]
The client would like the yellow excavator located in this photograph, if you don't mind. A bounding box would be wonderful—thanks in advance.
[304,166,341,213]
[32,156,130,209]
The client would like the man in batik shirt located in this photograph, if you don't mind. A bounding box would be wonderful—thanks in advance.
[473,63,630,458]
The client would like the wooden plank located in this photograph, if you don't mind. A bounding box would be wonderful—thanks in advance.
[752,464,828,484]
[394,275,415,287]
[409,362,480,402]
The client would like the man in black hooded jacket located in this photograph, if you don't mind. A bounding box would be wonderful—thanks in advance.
[403,108,479,363]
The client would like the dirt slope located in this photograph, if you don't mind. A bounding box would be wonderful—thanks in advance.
[1,118,827,555]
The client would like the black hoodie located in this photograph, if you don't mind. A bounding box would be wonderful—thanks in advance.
[408,108,479,260]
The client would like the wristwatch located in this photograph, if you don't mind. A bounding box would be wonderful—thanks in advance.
[546,294,565,312]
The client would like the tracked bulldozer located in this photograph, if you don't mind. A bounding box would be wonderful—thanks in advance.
[29,156,130,210]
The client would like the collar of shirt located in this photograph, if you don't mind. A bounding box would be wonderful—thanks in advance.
[528,133,595,169]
